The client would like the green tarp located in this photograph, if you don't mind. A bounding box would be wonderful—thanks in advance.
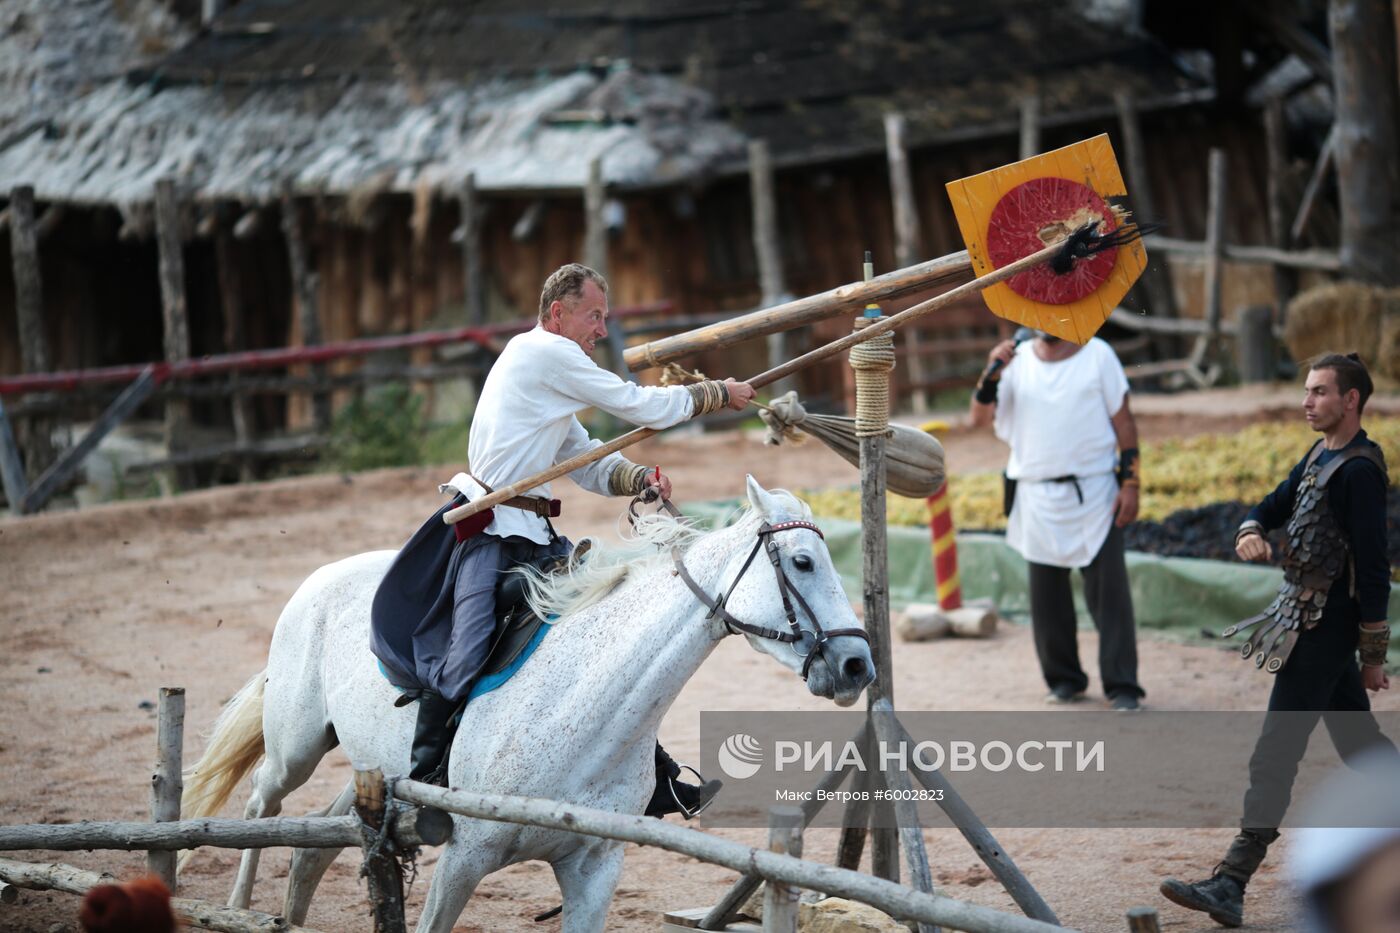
[684,500,1399,641]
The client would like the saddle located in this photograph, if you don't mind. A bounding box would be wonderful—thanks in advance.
[477,553,567,682]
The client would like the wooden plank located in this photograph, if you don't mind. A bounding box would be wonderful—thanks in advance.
[1290,125,1337,244]
[460,172,486,326]
[154,179,193,491]
[885,113,928,414]
[148,686,185,890]
[281,186,332,430]
[1145,236,1342,271]
[8,185,55,482]
[20,367,160,514]
[0,396,27,515]
[1189,149,1227,373]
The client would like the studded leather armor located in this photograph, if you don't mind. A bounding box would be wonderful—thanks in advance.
[1223,442,1387,674]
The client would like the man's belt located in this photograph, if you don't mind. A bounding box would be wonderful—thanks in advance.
[499,495,562,518]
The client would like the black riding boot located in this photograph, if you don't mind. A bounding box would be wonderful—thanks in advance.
[646,742,722,819]
[408,692,460,786]
[1160,829,1278,928]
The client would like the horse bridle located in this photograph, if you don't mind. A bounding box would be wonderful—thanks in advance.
[632,493,870,681]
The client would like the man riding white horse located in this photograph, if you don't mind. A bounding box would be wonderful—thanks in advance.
[370,263,756,818]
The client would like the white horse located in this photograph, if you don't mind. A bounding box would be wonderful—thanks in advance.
[180,476,875,932]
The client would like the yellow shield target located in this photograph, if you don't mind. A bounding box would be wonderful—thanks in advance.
[946,134,1147,344]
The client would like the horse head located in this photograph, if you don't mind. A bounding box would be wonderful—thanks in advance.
[717,475,876,707]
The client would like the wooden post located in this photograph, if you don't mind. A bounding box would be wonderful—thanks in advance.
[1264,99,1297,316]
[154,179,194,492]
[1189,150,1227,374]
[750,140,793,394]
[0,397,27,516]
[584,158,608,281]
[8,185,56,483]
[1018,94,1040,160]
[201,0,225,25]
[214,214,254,483]
[870,701,937,933]
[148,686,185,890]
[0,880,15,904]
[1113,91,1180,331]
[762,806,803,933]
[353,768,407,933]
[1126,906,1162,933]
[459,173,486,327]
[1329,0,1400,285]
[884,113,928,415]
[1235,305,1276,383]
[281,187,332,431]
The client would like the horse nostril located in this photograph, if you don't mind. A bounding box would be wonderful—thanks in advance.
[843,657,868,682]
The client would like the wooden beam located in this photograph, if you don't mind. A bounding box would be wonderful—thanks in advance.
[1145,236,1342,271]
[280,187,332,430]
[1263,99,1297,315]
[870,702,937,933]
[624,251,972,372]
[884,113,928,414]
[19,367,160,513]
[1290,125,1338,243]
[584,157,608,280]
[394,780,1066,933]
[0,857,328,933]
[1110,307,1237,337]
[1113,91,1180,331]
[749,139,793,393]
[1329,0,1400,285]
[8,185,56,482]
[232,207,263,240]
[1018,94,1040,160]
[1189,150,1227,374]
[353,768,408,933]
[154,179,193,491]
[214,217,255,482]
[459,172,486,327]
[148,686,185,890]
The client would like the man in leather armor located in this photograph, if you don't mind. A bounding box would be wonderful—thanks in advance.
[1161,353,1393,927]
[370,264,754,817]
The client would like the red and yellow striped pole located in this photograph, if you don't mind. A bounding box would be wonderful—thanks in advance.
[922,421,961,611]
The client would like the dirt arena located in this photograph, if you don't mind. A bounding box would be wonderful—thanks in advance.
[3,389,1397,932]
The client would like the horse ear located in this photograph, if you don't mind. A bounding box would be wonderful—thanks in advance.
[746,474,777,517]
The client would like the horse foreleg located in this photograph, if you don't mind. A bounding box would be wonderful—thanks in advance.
[552,841,626,933]
[283,780,356,925]
[414,830,494,933]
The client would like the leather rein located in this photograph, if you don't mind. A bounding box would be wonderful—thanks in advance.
[630,492,870,681]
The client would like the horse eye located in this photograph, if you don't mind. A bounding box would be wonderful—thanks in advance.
[793,554,814,572]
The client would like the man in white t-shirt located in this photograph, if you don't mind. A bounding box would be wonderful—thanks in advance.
[968,331,1145,710]
[371,263,754,813]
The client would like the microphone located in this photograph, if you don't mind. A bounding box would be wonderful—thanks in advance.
[984,327,1036,380]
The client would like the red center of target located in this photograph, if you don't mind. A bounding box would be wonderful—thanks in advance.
[985,177,1118,305]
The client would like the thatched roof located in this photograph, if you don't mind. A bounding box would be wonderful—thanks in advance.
[0,0,1208,209]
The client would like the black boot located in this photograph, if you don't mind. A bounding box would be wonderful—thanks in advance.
[1160,829,1276,928]
[645,742,722,819]
[408,692,460,786]
[1160,874,1245,928]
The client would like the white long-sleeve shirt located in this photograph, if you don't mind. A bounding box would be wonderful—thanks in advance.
[443,326,696,544]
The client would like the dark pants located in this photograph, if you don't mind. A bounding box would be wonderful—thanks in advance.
[1027,524,1143,699]
[1239,632,1395,832]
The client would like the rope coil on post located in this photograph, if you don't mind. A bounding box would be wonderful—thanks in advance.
[848,317,896,437]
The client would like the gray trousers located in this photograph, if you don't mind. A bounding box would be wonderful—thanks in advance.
[1026,524,1143,699]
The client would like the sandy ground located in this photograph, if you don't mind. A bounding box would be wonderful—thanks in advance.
[2,392,1397,933]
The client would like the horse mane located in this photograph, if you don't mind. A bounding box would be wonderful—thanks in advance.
[520,489,810,622]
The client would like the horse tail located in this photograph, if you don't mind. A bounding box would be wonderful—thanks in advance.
[181,669,267,822]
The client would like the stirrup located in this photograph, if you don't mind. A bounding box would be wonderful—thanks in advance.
[669,764,719,819]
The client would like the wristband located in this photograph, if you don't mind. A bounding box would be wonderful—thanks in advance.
[1117,447,1140,485]
[1235,520,1265,546]
[974,379,999,405]
[685,380,731,416]
[608,461,651,497]
[1359,625,1390,668]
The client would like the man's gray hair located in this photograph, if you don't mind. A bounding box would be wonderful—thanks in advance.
[538,263,608,322]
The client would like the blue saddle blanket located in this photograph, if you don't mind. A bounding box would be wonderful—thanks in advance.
[377,616,555,704]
